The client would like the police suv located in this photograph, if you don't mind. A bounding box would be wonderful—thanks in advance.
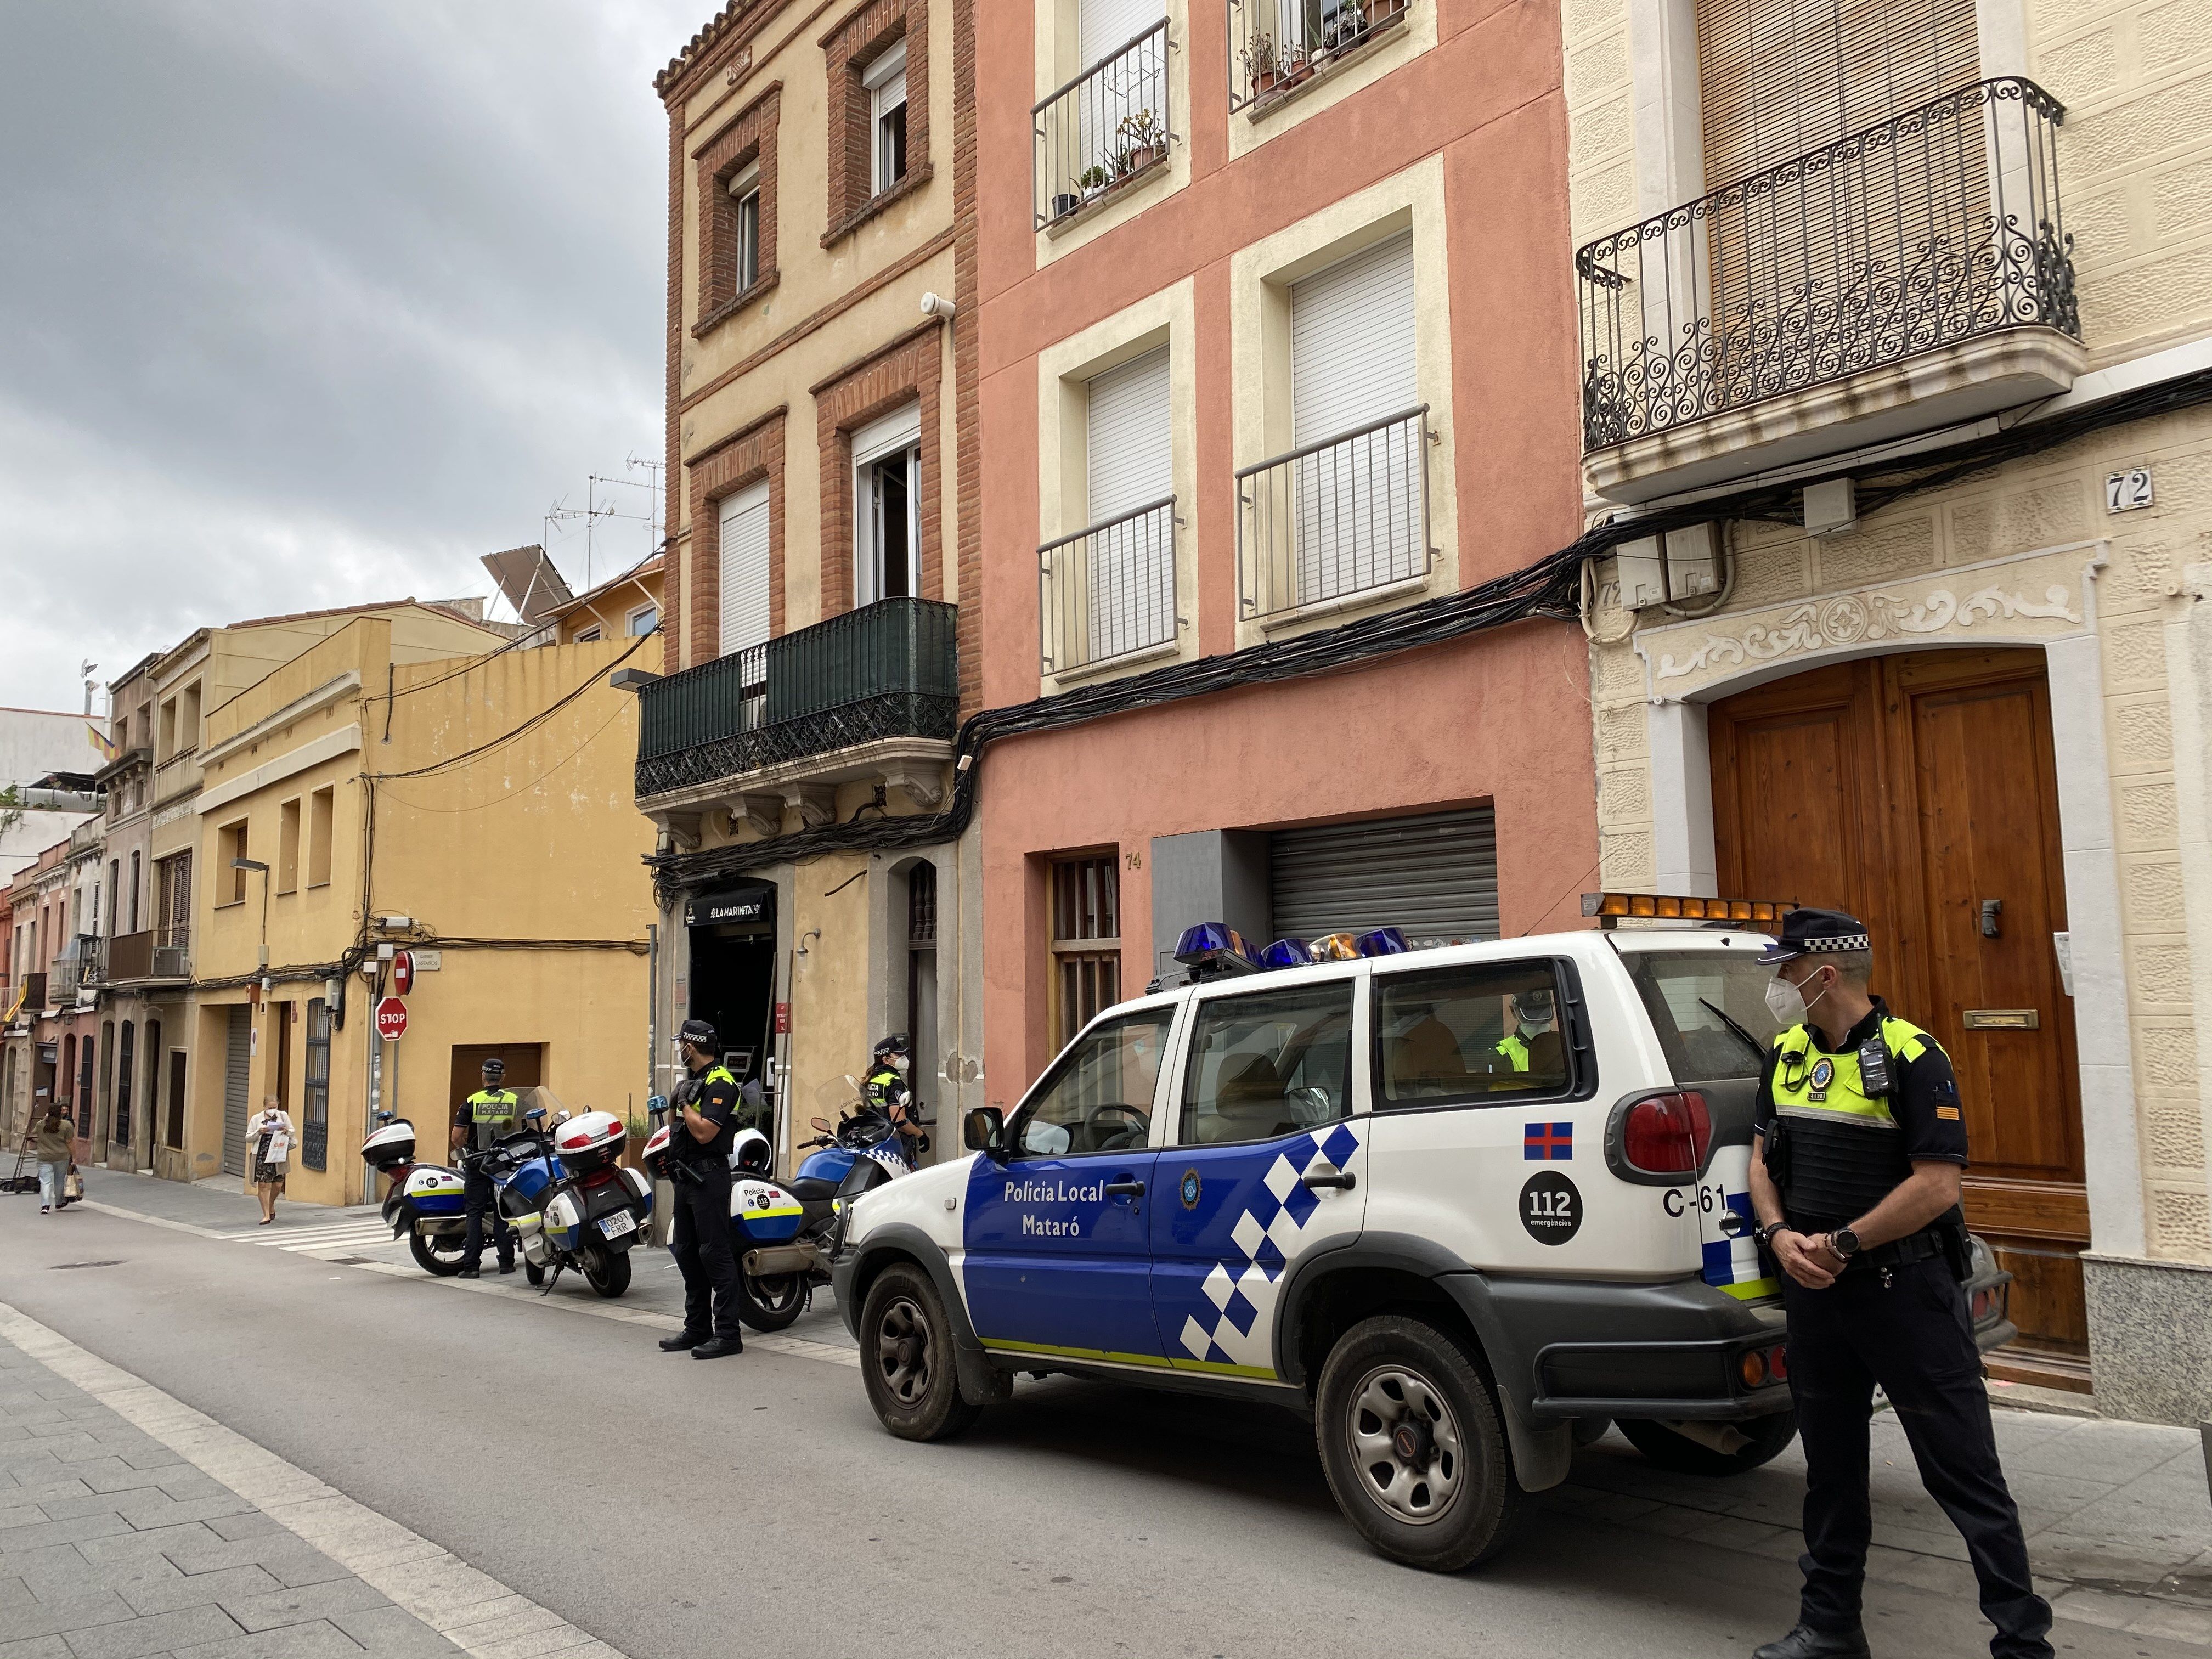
[831,911,2015,1572]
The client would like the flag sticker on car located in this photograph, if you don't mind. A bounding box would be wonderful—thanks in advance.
[1523,1122,1572,1161]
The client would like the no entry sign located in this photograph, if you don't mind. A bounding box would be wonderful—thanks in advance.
[375,996,408,1041]
[391,950,415,996]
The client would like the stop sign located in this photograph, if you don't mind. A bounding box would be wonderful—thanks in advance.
[374,996,408,1041]
[391,950,414,996]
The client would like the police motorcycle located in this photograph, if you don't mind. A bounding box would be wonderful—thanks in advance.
[362,1111,472,1276]
[642,1074,913,1332]
[489,1099,652,1298]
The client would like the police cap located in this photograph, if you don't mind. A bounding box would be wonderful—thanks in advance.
[1756,906,1872,964]
[677,1018,719,1049]
[481,1057,505,1079]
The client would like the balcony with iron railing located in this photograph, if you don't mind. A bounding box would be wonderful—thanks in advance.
[1040,496,1180,677]
[1227,0,1409,115]
[9,973,44,1024]
[1034,21,1173,230]
[1237,406,1436,624]
[103,927,191,984]
[635,597,960,803]
[1575,77,2083,503]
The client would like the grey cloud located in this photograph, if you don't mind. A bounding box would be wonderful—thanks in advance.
[0,0,699,705]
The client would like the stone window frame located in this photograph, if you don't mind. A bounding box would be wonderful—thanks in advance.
[820,0,933,247]
[811,323,946,618]
[682,408,788,667]
[692,81,783,340]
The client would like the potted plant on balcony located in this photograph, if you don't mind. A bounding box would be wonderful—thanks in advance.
[1052,182,1082,219]
[1117,109,1167,175]
[1242,31,1280,97]
[1280,40,1313,86]
[1077,162,1110,199]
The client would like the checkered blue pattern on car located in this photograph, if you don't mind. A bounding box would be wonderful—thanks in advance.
[1171,1120,1363,1370]
[1702,1187,1776,1297]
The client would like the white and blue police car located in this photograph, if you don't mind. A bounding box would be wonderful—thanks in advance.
[831,908,2015,1572]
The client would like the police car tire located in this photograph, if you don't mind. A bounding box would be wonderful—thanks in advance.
[1615,1409,1798,1476]
[1314,1316,1525,1573]
[409,1230,467,1277]
[859,1263,980,1443]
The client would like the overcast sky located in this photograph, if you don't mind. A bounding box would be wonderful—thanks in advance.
[0,0,706,711]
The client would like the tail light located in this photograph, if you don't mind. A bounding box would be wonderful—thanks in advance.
[1623,1091,1712,1175]
[1737,1343,1790,1390]
[581,1167,621,1190]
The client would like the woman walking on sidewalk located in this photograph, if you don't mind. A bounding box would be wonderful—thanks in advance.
[21,1104,76,1215]
[246,1096,295,1224]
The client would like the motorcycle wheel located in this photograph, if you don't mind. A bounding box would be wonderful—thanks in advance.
[581,1245,631,1299]
[409,1229,467,1277]
[524,1262,546,1286]
[736,1272,808,1332]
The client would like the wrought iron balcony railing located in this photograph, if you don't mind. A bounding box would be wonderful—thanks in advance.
[15,973,46,1017]
[636,597,960,799]
[1040,496,1179,675]
[1237,406,1435,622]
[1576,76,2077,453]
[1035,21,1173,228]
[302,1121,328,1172]
[1227,0,1408,113]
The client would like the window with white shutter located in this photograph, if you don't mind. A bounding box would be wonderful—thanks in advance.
[1080,346,1173,663]
[718,479,771,659]
[854,403,922,607]
[1286,231,1420,605]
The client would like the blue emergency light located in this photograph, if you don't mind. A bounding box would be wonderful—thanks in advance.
[1176,921,1419,983]
[1260,936,1316,969]
[1173,922,1261,980]
[1356,927,1409,956]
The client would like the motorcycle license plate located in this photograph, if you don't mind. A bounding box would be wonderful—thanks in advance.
[599,1210,638,1240]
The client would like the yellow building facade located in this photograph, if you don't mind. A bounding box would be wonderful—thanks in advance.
[185,617,660,1206]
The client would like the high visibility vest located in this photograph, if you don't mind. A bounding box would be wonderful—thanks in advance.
[467,1087,519,1125]
[1494,1034,1530,1073]
[863,1067,905,1110]
[1766,1017,1940,1227]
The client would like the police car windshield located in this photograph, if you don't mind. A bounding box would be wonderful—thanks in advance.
[1621,949,1786,1083]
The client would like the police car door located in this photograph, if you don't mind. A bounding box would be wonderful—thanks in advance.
[960,1004,1175,1366]
[1150,970,1368,1380]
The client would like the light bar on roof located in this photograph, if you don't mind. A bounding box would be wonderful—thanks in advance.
[1581,891,1796,928]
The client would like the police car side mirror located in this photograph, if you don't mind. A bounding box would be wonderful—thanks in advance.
[963,1108,1006,1158]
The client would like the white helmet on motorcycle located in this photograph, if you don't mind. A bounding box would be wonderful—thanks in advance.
[729,1126,773,1176]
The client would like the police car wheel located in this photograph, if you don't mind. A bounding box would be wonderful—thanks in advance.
[409,1230,467,1277]
[1315,1316,1524,1572]
[859,1263,980,1442]
[1615,1409,1798,1476]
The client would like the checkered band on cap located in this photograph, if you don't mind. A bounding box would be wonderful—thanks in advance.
[1802,933,1870,952]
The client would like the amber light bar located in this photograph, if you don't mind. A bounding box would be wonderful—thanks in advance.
[1581,891,1797,927]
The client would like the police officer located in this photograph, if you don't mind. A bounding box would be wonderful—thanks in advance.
[1492,989,1556,1073]
[656,1019,743,1359]
[862,1034,925,1167]
[1746,909,2051,1659]
[452,1057,520,1279]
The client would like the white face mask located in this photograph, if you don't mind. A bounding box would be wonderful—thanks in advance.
[1765,968,1828,1026]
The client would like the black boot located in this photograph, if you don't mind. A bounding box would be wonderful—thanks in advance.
[456,1267,482,1279]
[498,1261,516,1276]
[658,1330,710,1352]
[691,1335,744,1359]
[1753,1626,1870,1659]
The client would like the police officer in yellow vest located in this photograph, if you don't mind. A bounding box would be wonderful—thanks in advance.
[1492,988,1556,1073]
[452,1057,520,1278]
[656,1019,744,1359]
[1746,909,2050,1659]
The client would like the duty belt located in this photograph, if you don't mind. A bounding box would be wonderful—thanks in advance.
[1843,1228,1944,1274]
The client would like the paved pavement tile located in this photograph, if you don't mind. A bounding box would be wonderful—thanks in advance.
[0,1337,461,1659]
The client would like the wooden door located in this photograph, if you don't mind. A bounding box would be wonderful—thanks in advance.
[1711,648,2090,1389]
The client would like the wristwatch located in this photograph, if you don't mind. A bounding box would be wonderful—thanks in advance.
[1829,1226,1862,1259]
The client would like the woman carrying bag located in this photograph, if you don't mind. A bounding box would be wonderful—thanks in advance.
[20,1105,76,1215]
[246,1096,296,1224]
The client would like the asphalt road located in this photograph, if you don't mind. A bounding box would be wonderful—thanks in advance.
[1,1194,2198,1659]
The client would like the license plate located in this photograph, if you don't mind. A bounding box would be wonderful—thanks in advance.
[599,1210,637,1239]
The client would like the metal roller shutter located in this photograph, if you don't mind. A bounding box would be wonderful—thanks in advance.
[718,479,771,659]
[1080,0,1163,67]
[1291,230,1417,449]
[1269,807,1499,946]
[221,1005,250,1177]
[1086,346,1171,526]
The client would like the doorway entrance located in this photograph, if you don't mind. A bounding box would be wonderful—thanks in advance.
[447,1044,544,1125]
[1708,648,2087,1389]
[685,881,777,1141]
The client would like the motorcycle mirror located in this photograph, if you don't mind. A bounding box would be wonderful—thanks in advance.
[555,1110,572,1123]
[810,1115,833,1134]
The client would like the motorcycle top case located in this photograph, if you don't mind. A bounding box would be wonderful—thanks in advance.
[360,1119,416,1171]
[551,1110,626,1175]
[730,1178,805,1244]
[400,1165,465,1216]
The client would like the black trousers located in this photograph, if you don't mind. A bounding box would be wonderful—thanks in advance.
[1783,1255,2051,1659]
[669,1165,741,1342]
[461,1165,514,1271]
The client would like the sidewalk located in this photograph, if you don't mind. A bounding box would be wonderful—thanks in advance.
[0,1305,622,1659]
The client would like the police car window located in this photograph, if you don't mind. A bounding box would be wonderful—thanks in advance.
[1621,950,1784,1084]
[1180,981,1353,1147]
[1013,1008,1172,1158]
[1372,962,1570,1107]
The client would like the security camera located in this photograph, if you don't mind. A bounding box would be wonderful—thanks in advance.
[919,291,955,319]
